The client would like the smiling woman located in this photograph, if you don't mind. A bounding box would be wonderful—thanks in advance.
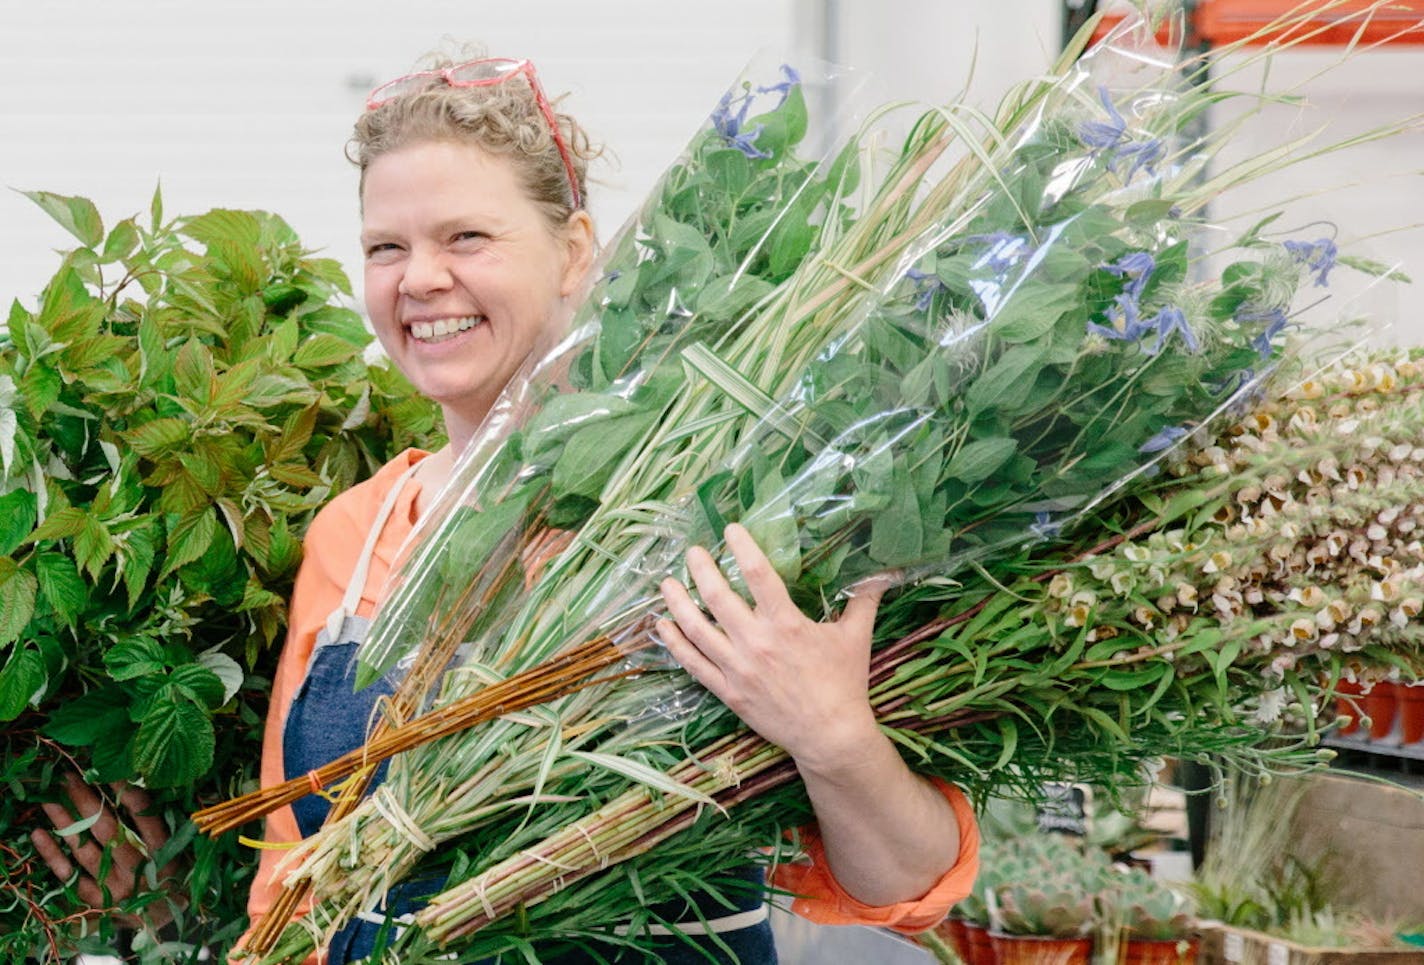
[233,46,975,965]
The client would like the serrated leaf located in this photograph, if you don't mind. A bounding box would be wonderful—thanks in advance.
[292,333,362,369]
[196,649,244,704]
[0,375,19,476]
[27,506,86,543]
[104,636,167,681]
[101,219,141,262]
[169,663,226,709]
[0,489,38,557]
[0,647,45,719]
[73,516,116,581]
[25,190,104,248]
[35,552,86,628]
[0,559,38,647]
[130,687,214,787]
[124,417,190,457]
[44,686,131,746]
[173,340,216,406]
[162,509,216,579]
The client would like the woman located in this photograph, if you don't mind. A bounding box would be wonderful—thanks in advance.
[49,54,981,963]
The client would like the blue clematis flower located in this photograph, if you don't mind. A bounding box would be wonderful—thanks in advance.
[1237,306,1290,360]
[1087,292,1152,344]
[756,64,801,107]
[906,267,946,313]
[1139,424,1188,453]
[967,232,1030,275]
[1144,305,1199,355]
[1078,86,1129,150]
[711,89,772,159]
[1104,251,1155,300]
[1030,511,1063,539]
[1284,238,1338,287]
[1114,136,1165,183]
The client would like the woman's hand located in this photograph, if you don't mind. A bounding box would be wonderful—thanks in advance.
[30,771,185,930]
[656,522,889,768]
[657,523,962,907]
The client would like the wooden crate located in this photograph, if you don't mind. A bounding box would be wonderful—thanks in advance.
[1198,922,1423,964]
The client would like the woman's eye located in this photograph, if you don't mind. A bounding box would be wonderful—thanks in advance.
[453,231,487,244]
[365,243,400,259]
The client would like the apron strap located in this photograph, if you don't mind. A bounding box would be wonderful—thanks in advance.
[323,458,425,643]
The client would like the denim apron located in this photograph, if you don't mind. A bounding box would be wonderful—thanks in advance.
[281,462,776,963]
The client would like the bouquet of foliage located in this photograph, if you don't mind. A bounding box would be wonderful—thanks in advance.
[214,8,1418,961]
[0,192,440,962]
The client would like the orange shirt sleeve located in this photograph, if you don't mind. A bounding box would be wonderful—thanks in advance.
[770,778,979,934]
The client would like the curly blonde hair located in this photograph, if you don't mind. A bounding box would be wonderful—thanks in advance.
[349,51,598,226]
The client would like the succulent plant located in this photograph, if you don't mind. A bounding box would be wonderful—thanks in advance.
[1108,867,1195,941]
[990,834,1106,937]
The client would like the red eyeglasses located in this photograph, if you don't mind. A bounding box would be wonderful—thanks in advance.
[366,57,582,210]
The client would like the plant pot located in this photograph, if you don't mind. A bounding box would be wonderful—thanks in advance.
[934,916,973,964]
[989,932,1092,965]
[963,921,999,965]
[1364,681,1399,741]
[1122,936,1200,964]
[1399,683,1424,745]
[1335,678,1364,736]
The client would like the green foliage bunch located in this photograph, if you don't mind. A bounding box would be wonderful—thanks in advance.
[0,190,440,959]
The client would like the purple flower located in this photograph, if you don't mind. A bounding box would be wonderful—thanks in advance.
[967,232,1030,275]
[1139,424,1188,453]
[1030,511,1062,539]
[1078,87,1129,150]
[1104,251,1155,300]
[756,64,801,107]
[1077,87,1164,183]
[711,89,772,159]
[1237,306,1290,359]
[1284,238,1338,287]
[906,267,946,313]
[1144,305,1199,355]
[1087,293,1152,343]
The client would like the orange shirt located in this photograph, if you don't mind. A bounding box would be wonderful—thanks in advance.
[242,449,978,948]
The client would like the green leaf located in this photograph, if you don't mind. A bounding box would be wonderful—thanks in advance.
[988,284,1079,343]
[73,516,116,581]
[169,663,227,710]
[551,411,656,501]
[743,463,801,582]
[0,560,37,647]
[104,636,167,681]
[24,190,104,248]
[869,463,923,567]
[173,340,216,406]
[35,552,86,628]
[0,646,46,719]
[945,437,1018,485]
[101,219,141,262]
[130,686,214,786]
[197,649,244,704]
[965,343,1046,415]
[27,506,86,543]
[0,489,38,557]
[162,509,216,579]
[293,333,362,369]
[44,686,130,746]
[0,375,20,477]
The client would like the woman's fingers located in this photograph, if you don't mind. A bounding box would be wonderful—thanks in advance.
[683,545,754,632]
[655,618,727,695]
[838,575,892,636]
[723,523,796,616]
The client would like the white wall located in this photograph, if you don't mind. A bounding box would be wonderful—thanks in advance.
[3,1,1422,342]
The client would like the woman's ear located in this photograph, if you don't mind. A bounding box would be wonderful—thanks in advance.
[559,209,597,299]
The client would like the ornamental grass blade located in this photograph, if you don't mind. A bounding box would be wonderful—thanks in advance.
[567,751,721,811]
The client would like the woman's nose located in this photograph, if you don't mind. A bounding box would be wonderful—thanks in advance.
[398,246,454,299]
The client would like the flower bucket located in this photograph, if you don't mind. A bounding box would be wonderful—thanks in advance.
[1364,682,1399,741]
[989,932,1092,965]
[1122,936,1200,964]
[965,921,1000,965]
[1335,678,1364,736]
[1400,683,1424,745]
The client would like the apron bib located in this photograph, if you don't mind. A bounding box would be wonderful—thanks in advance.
[281,462,775,963]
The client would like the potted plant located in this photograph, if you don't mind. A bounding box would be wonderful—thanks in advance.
[1109,867,1199,964]
[938,843,1002,965]
[989,836,1102,965]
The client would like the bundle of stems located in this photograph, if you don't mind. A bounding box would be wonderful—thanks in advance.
[410,346,1424,947]
[236,6,1421,960]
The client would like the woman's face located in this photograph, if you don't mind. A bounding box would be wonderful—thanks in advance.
[361,140,591,435]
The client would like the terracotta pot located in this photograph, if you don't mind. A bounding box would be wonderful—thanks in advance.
[935,916,972,964]
[964,921,999,965]
[989,932,1092,965]
[1122,936,1200,964]
[1335,678,1364,736]
[1399,683,1424,745]
[1364,681,1399,741]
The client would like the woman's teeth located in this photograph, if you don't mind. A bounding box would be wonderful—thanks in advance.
[409,316,482,342]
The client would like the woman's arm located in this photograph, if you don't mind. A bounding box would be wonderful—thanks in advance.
[657,523,961,905]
